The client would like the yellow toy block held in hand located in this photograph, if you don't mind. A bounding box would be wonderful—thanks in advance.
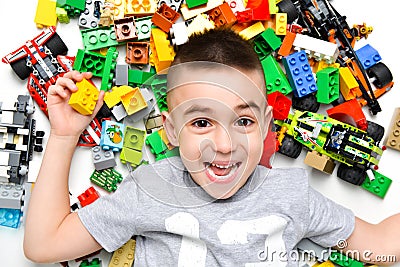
[68,79,99,115]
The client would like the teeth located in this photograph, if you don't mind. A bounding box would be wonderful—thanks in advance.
[206,163,239,180]
[210,163,235,169]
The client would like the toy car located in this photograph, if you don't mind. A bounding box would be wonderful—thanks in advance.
[275,110,385,185]
[0,95,44,184]
[2,26,108,146]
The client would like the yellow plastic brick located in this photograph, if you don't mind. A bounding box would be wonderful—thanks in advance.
[104,85,135,108]
[120,147,143,166]
[239,21,265,40]
[339,67,361,100]
[112,0,125,19]
[121,87,147,115]
[34,0,57,28]
[313,260,335,267]
[125,0,158,16]
[314,61,340,72]
[104,90,122,108]
[69,79,99,115]
[269,0,279,14]
[158,128,174,150]
[108,239,136,267]
[150,28,175,73]
[275,13,287,35]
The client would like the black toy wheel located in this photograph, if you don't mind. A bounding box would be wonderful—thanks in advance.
[45,33,68,56]
[292,94,320,113]
[337,163,366,185]
[278,135,302,159]
[277,0,298,23]
[366,120,385,143]
[367,62,393,88]
[10,58,31,80]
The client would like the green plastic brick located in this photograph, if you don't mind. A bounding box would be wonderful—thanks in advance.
[90,168,123,192]
[73,49,106,76]
[136,16,152,40]
[361,170,392,198]
[150,76,168,112]
[316,67,340,104]
[254,28,282,60]
[329,251,364,267]
[156,147,180,161]
[79,258,102,267]
[186,0,208,8]
[100,46,118,91]
[146,130,168,155]
[128,69,154,85]
[81,26,118,51]
[123,126,146,151]
[120,147,143,167]
[261,55,292,95]
[57,0,85,10]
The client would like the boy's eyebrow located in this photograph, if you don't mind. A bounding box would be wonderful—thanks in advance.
[183,105,215,116]
[234,101,261,113]
[183,102,262,116]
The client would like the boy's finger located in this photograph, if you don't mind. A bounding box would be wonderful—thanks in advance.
[48,84,68,98]
[91,91,105,118]
[55,77,78,93]
[63,70,84,82]
[82,72,93,79]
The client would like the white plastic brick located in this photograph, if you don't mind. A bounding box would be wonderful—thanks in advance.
[0,151,10,165]
[0,111,14,125]
[293,34,339,64]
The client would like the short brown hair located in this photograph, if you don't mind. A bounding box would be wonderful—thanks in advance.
[172,27,263,74]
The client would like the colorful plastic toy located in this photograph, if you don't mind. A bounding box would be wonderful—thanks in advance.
[275,110,385,185]
[68,78,99,115]
[100,120,125,152]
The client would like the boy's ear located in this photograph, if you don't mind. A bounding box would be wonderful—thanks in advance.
[263,105,273,139]
[162,111,179,147]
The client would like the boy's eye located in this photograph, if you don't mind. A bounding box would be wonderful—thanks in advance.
[235,118,254,127]
[192,119,212,128]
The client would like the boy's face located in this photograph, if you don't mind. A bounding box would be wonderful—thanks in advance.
[164,64,272,199]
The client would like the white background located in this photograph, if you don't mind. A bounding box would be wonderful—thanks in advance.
[0,0,399,266]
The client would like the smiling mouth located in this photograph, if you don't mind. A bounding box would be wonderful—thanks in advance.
[205,162,241,183]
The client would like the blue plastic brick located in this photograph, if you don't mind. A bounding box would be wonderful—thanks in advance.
[100,120,125,152]
[283,50,317,98]
[0,208,21,228]
[355,44,381,70]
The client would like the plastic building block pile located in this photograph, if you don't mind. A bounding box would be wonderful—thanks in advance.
[0,95,44,228]
[0,0,398,266]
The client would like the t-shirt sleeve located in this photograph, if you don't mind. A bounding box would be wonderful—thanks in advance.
[77,173,139,252]
[305,186,355,247]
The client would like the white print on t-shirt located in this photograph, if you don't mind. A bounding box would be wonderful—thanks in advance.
[218,215,287,266]
[165,212,207,267]
[165,212,287,267]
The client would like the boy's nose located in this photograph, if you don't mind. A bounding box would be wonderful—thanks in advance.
[214,126,235,154]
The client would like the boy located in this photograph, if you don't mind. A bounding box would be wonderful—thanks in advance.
[24,29,400,266]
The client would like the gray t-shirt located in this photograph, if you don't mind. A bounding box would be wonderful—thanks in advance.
[78,156,355,266]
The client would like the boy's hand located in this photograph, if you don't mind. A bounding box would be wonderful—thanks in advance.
[47,71,105,138]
